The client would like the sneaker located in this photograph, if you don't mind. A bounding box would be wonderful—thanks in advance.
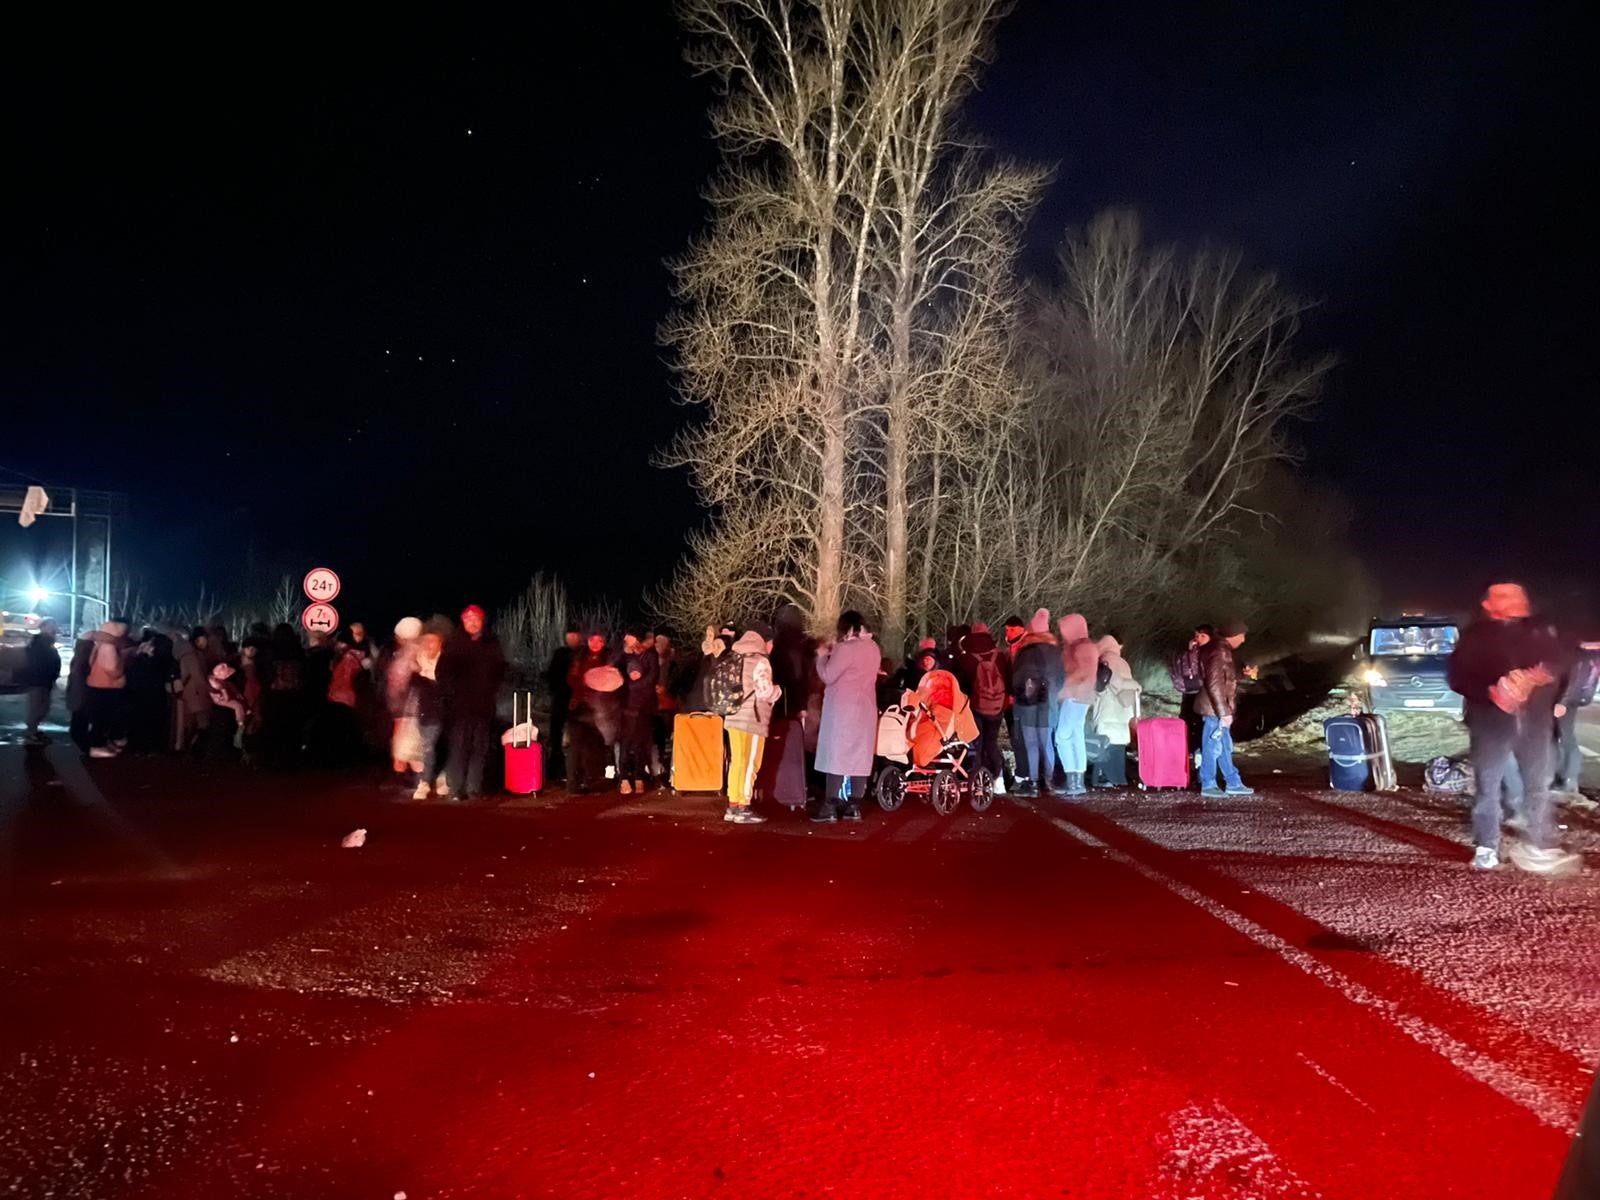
[1507,843,1580,876]
[992,777,1007,796]
[1200,787,1226,798]
[1471,846,1500,871]
[1224,784,1255,796]
[620,779,634,795]
[89,746,118,759]
[435,779,452,799]
[411,782,431,801]
[807,801,838,824]
[724,805,765,824]
[634,779,648,795]
[838,802,862,822]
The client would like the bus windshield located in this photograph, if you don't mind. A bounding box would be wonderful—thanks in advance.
[1370,625,1458,657]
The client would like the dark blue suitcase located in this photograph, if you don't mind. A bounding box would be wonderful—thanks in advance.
[1324,716,1371,791]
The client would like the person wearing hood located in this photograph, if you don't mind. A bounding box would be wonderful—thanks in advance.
[1088,635,1141,788]
[23,619,61,744]
[438,604,507,801]
[893,638,940,696]
[170,629,213,754]
[76,618,131,757]
[1009,609,1062,795]
[813,610,879,822]
[1053,613,1099,797]
[959,623,1010,792]
[723,623,782,824]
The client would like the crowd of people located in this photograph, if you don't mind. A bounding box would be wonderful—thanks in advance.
[537,603,1258,823]
[14,582,1589,875]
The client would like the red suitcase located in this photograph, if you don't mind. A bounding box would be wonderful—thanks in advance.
[1135,714,1189,789]
[504,692,543,796]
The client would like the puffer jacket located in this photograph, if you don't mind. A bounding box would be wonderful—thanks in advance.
[1195,640,1239,719]
[724,631,782,738]
[85,622,130,689]
[1090,637,1141,745]
[1058,614,1099,704]
[1010,631,1061,729]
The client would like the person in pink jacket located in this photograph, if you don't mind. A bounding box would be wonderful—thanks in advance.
[1053,613,1099,796]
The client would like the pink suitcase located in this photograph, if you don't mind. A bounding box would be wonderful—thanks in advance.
[504,692,543,796]
[1135,716,1189,789]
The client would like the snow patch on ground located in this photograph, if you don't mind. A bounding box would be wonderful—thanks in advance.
[1155,1100,1320,1199]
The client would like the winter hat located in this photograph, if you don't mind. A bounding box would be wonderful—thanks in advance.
[393,616,423,642]
[970,622,990,634]
[1219,619,1248,638]
[1058,613,1089,644]
[1002,615,1025,631]
[1028,608,1051,635]
[461,604,486,623]
[210,662,235,681]
[917,636,937,651]
[744,621,776,644]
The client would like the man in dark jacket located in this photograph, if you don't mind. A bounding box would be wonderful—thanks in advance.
[439,604,506,800]
[24,619,62,743]
[1447,582,1577,873]
[543,623,582,782]
[1195,620,1253,797]
[617,627,659,794]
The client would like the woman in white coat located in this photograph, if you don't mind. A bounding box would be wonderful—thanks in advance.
[1088,635,1141,788]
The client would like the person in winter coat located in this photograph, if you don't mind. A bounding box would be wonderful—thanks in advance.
[438,604,507,800]
[770,603,817,722]
[24,619,61,743]
[1054,613,1099,797]
[1000,615,1026,787]
[401,628,447,800]
[1088,635,1141,788]
[723,624,783,824]
[1447,583,1577,874]
[1008,609,1061,794]
[1552,641,1594,796]
[567,631,622,794]
[78,618,130,756]
[543,623,582,782]
[813,610,880,822]
[171,629,213,754]
[893,639,940,696]
[125,628,175,754]
[1172,624,1214,752]
[959,623,1009,793]
[1195,620,1254,798]
[685,626,734,713]
[616,627,660,795]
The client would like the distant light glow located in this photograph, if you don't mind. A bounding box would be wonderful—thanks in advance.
[28,586,48,607]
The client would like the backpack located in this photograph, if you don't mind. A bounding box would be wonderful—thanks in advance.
[1423,755,1473,795]
[1169,646,1202,695]
[973,651,1006,717]
[707,653,746,717]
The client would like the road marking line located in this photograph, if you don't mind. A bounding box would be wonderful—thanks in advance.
[1296,1051,1375,1112]
[1014,798,1580,1134]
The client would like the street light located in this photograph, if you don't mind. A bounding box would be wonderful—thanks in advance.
[28,586,49,608]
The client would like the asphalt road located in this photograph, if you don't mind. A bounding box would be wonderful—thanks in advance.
[1,750,1595,1199]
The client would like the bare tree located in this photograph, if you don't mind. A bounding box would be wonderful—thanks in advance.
[659,0,1034,641]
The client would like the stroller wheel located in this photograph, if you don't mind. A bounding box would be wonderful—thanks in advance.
[968,767,995,813]
[930,769,959,816]
[875,764,907,812]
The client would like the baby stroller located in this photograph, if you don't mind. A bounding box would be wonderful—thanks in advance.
[874,669,994,815]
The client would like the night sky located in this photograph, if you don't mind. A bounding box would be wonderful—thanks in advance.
[2,2,1591,630]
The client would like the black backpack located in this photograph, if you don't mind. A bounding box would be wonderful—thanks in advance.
[707,654,746,716]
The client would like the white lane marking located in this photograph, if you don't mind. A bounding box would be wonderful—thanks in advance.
[1296,1051,1375,1112]
[1014,798,1580,1133]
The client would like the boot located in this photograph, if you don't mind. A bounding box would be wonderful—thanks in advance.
[1064,772,1086,797]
